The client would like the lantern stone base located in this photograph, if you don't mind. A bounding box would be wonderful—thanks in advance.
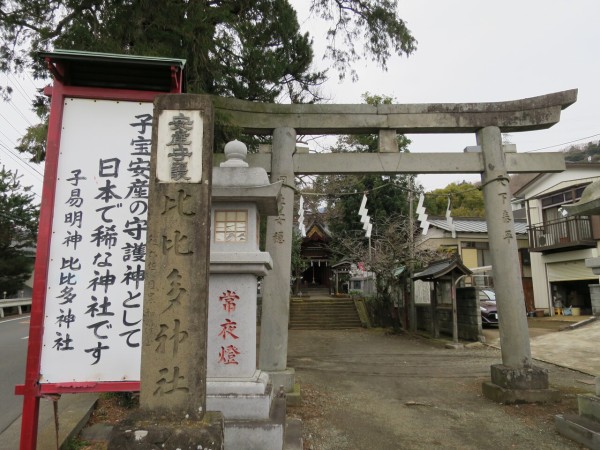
[555,413,600,449]
[556,388,600,448]
[108,411,224,450]
[267,367,296,393]
[207,370,274,419]
[482,364,560,404]
[206,371,287,450]
[223,396,288,450]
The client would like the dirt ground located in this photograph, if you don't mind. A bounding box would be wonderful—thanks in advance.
[286,328,592,450]
[78,327,593,449]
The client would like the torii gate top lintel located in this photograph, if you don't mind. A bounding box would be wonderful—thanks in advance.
[213,89,577,135]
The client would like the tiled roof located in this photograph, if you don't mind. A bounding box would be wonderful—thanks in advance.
[427,217,528,235]
[413,257,471,281]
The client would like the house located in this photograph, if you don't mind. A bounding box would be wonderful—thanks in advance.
[415,216,533,310]
[512,163,600,315]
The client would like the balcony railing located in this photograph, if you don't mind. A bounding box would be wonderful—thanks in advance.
[528,216,596,252]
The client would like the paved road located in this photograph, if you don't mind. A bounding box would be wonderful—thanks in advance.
[0,315,29,434]
[483,316,600,376]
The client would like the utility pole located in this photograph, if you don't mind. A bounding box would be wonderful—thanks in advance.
[408,177,416,332]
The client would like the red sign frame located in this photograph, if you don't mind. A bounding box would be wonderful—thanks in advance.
[15,57,183,450]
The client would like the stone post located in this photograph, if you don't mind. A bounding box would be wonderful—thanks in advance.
[258,127,296,391]
[110,95,224,448]
[478,126,558,403]
[589,283,600,315]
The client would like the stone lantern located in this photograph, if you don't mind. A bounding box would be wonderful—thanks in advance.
[206,140,284,449]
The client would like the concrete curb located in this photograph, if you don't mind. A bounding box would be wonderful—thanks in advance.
[560,316,598,331]
[0,393,98,450]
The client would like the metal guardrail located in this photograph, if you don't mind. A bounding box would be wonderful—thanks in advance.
[0,298,32,318]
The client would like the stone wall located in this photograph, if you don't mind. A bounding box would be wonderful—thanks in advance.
[440,288,480,341]
[416,305,432,333]
[415,287,481,341]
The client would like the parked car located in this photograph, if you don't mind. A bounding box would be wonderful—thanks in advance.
[478,288,498,326]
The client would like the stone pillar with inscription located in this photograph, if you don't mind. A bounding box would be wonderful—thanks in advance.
[477,126,559,404]
[258,127,297,393]
[109,95,224,448]
[206,139,286,450]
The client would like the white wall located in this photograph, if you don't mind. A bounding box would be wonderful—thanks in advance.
[518,167,600,310]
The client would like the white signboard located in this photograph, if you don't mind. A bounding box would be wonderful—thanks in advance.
[40,98,152,383]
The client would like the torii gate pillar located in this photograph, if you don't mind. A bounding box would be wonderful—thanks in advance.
[258,127,297,392]
[478,126,559,403]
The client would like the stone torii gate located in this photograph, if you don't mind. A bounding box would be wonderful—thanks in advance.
[212,89,577,402]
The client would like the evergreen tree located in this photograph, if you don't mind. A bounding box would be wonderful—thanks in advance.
[0,1,417,159]
[0,166,39,296]
[313,93,413,237]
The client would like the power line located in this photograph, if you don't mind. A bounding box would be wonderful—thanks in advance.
[525,133,600,153]
[301,130,600,198]
[7,73,35,104]
[0,141,44,182]
[5,74,33,126]
[24,71,46,92]
[299,180,397,197]
[0,141,44,177]
[0,126,17,147]
[7,100,34,127]
[0,110,23,134]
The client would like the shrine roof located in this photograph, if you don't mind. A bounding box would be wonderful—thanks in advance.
[413,257,471,281]
[304,221,332,241]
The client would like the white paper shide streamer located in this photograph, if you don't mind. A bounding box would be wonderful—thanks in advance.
[298,195,306,237]
[416,193,430,235]
[358,194,372,238]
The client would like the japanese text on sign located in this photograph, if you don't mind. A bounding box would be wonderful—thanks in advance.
[40,99,153,383]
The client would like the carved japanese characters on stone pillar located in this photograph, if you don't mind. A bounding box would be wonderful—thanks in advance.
[140,96,213,419]
[270,176,288,244]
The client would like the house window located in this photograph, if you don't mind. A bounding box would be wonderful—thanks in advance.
[461,241,490,266]
[519,248,531,266]
[215,210,248,242]
[541,184,589,223]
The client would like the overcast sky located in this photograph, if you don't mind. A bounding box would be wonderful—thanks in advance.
[0,72,44,200]
[1,0,599,198]
[292,0,600,189]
